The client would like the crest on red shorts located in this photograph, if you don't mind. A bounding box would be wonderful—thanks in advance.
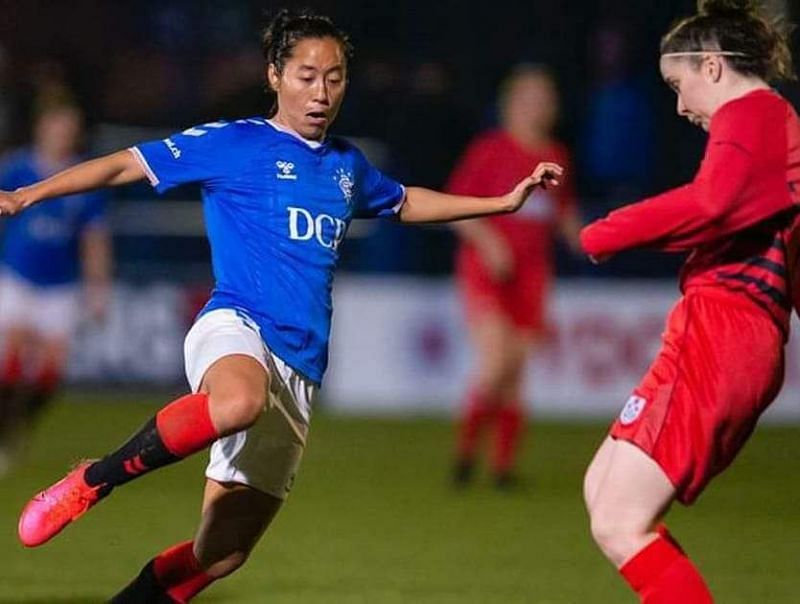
[619,395,647,425]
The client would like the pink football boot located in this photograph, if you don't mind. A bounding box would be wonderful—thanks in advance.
[18,462,105,547]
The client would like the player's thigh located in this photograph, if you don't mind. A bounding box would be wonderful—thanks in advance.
[200,354,270,433]
[583,435,617,513]
[468,311,517,378]
[33,334,71,370]
[590,439,675,537]
[2,325,33,354]
[194,478,282,574]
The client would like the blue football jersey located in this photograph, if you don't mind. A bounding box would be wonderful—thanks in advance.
[133,118,405,383]
[0,151,108,286]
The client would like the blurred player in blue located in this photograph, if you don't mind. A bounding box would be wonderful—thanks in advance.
[3,10,562,601]
[0,96,110,474]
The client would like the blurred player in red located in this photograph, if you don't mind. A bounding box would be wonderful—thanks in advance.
[0,96,110,473]
[448,65,581,488]
[581,1,799,601]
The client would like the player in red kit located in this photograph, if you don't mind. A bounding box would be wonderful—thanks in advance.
[448,65,581,488]
[581,1,799,602]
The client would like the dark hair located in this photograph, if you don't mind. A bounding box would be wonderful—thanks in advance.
[262,9,353,75]
[660,0,795,82]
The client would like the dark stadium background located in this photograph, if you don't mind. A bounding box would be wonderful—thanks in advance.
[1,0,796,281]
[0,3,798,602]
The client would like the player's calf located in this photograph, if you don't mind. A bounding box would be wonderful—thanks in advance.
[84,392,218,490]
[111,541,216,603]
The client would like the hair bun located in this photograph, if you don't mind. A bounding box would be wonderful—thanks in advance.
[698,0,759,17]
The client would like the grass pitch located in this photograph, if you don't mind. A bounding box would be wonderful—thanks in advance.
[0,397,798,603]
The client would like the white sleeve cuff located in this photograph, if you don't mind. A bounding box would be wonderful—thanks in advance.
[128,147,160,187]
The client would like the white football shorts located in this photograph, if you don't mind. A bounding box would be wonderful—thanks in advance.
[184,308,315,500]
[0,269,80,339]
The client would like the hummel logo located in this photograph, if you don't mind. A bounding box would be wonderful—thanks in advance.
[276,160,297,180]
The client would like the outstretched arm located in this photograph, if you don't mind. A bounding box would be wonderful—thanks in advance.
[398,162,563,224]
[0,150,145,215]
[581,141,787,260]
[582,97,798,261]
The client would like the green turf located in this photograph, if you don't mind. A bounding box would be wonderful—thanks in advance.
[1,398,798,603]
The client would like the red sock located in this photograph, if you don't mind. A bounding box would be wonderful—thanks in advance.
[153,541,215,603]
[493,404,524,474]
[156,393,218,457]
[457,390,497,460]
[655,523,685,555]
[34,360,61,393]
[1,345,23,384]
[620,536,713,603]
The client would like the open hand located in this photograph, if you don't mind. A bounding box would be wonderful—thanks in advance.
[504,162,564,212]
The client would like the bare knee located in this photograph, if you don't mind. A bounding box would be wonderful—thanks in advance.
[201,355,270,434]
[477,362,523,402]
[589,506,651,567]
[211,391,265,433]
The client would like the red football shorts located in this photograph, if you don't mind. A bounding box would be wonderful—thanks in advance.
[610,288,784,504]
[456,245,550,332]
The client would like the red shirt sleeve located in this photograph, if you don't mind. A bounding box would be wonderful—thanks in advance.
[581,92,794,257]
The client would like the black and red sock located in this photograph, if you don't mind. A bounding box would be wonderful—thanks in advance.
[111,541,214,603]
[85,393,218,491]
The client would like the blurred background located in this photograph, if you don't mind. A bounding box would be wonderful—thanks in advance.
[1,2,800,602]
[0,0,798,416]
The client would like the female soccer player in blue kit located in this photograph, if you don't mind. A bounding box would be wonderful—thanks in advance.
[0,98,110,474]
[1,10,562,602]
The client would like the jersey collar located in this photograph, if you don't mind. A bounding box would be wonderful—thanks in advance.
[266,119,325,149]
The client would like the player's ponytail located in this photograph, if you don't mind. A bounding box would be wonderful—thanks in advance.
[661,0,796,82]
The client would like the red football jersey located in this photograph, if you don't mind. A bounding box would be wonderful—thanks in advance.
[581,89,800,334]
[447,130,575,264]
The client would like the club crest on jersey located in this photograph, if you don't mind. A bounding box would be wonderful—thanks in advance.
[276,160,297,180]
[334,168,354,203]
[619,395,647,425]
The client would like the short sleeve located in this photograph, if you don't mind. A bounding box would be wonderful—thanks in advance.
[352,149,405,219]
[131,121,233,194]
